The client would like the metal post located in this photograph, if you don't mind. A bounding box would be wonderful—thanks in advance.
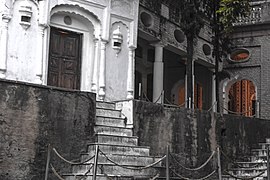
[217,147,222,180]
[267,147,270,180]
[44,144,51,180]
[93,145,99,180]
[166,145,170,180]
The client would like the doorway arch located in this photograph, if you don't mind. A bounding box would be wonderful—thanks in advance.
[46,4,101,91]
[224,78,257,117]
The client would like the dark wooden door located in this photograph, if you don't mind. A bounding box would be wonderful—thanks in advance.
[48,27,82,90]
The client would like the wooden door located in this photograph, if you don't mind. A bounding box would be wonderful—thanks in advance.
[48,27,82,89]
[228,80,256,116]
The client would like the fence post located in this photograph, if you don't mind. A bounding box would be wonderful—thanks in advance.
[93,145,99,180]
[217,147,222,180]
[267,147,270,180]
[44,144,51,180]
[166,145,170,180]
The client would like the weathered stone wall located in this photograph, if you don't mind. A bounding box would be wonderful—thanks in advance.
[133,101,217,166]
[220,114,270,161]
[133,100,270,169]
[0,80,96,180]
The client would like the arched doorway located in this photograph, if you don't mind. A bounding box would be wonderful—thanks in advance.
[47,4,101,91]
[228,79,256,117]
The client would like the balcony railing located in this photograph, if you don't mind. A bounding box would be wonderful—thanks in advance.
[234,4,262,26]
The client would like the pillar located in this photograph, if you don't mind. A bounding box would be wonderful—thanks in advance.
[91,38,100,93]
[35,0,48,84]
[212,72,217,112]
[35,24,47,84]
[98,39,107,101]
[127,46,135,99]
[0,14,11,78]
[152,43,164,103]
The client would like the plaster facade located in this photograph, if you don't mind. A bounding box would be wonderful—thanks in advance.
[0,0,139,101]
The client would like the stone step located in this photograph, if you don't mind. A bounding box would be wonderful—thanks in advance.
[258,142,270,149]
[96,101,116,110]
[95,134,138,146]
[87,143,150,156]
[252,149,268,156]
[70,163,159,176]
[224,173,266,180]
[227,167,267,178]
[94,125,132,136]
[96,116,126,128]
[232,161,266,168]
[63,173,156,180]
[78,153,163,167]
[96,108,121,118]
[251,155,267,162]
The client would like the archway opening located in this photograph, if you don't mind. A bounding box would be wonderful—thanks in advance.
[228,79,256,117]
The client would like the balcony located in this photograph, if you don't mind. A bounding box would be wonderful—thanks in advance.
[234,2,262,26]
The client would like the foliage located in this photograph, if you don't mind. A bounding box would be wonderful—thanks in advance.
[178,0,205,37]
[176,0,250,36]
[217,0,250,33]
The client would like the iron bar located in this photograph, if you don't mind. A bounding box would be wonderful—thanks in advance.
[92,145,99,180]
[44,144,51,180]
[166,145,170,180]
[217,147,222,180]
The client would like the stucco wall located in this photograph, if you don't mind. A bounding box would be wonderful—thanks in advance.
[0,80,96,180]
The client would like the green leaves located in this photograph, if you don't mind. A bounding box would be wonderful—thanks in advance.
[217,0,250,33]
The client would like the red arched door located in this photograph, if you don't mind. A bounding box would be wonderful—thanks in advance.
[228,80,256,117]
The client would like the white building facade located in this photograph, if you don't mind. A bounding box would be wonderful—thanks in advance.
[0,0,139,101]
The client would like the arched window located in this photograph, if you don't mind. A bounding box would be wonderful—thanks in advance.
[228,79,256,117]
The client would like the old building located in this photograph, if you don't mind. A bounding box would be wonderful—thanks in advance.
[0,0,139,101]
[2,0,270,179]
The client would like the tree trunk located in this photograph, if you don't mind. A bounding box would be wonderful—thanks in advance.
[214,0,220,113]
[186,34,194,109]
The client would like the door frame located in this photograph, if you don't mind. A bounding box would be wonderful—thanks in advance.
[45,15,96,91]
[48,26,83,89]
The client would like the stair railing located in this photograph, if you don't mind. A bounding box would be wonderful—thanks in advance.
[267,147,270,180]
[220,148,267,179]
[167,146,217,179]
[217,147,222,180]
[44,144,96,180]
[92,145,99,180]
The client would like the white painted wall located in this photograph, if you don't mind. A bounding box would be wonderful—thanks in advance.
[0,0,140,101]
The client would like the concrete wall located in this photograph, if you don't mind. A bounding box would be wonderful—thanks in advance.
[0,80,96,180]
[133,100,270,167]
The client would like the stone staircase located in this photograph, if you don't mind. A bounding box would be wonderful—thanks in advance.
[63,101,163,180]
[223,138,270,180]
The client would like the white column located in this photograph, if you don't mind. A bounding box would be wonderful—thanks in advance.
[0,14,11,78]
[127,46,135,99]
[35,24,47,84]
[212,72,217,112]
[152,43,164,103]
[91,38,100,93]
[98,39,107,101]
